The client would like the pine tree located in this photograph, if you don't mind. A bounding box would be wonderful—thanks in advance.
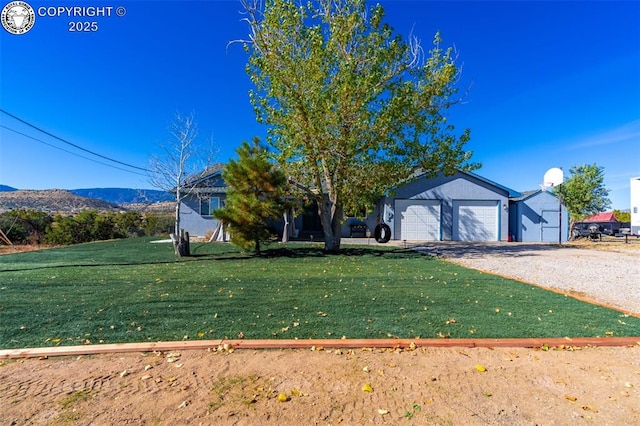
[214,138,287,254]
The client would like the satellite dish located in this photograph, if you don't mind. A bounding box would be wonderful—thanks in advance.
[543,167,564,188]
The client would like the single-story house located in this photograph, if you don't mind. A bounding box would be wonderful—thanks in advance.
[175,167,569,243]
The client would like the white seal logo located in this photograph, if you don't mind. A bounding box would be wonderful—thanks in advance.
[1,1,35,35]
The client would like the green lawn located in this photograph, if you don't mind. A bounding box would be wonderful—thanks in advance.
[1,237,638,349]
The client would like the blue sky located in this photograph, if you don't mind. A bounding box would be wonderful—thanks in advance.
[1,0,638,210]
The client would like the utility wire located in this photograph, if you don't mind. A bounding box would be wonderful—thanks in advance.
[0,125,148,177]
[0,109,154,173]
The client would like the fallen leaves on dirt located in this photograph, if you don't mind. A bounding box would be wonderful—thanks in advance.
[277,393,289,402]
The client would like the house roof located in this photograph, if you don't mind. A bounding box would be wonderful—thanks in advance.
[510,189,560,202]
[510,189,540,201]
[170,163,226,193]
[583,212,617,222]
[183,163,226,187]
[184,165,525,201]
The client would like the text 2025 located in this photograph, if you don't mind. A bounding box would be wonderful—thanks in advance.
[68,21,98,32]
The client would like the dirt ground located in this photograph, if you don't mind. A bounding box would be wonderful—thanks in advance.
[2,239,639,425]
[1,344,639,425]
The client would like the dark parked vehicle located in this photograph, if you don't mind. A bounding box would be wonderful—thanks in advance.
[572,222,595,238]
[572,221,632,238]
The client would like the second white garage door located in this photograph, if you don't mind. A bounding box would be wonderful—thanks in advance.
[396,200,441,241]
[453,200,498,241]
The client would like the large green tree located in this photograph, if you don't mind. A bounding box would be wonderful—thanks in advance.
[214,138,287,254]
[242,0,478,251]
[556,164,611,229]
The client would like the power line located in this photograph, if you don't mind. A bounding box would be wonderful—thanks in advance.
[0,109,154,173]
[0,125,148,177]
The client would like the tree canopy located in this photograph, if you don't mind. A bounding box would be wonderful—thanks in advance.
[557,164,611,225]
[613,210,630,223]
[242,0,478,251]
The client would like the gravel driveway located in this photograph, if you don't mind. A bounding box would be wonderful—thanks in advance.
[413,242,640,315]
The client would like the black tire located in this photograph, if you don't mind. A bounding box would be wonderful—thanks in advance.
[374,224,391,243]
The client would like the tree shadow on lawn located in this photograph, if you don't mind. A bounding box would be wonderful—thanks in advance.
[414,242,569,259]
[0,244,428,273]
[0,252,253,273]
[259,245,430,260]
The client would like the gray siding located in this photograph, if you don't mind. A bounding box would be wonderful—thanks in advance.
[178,193,227,237]
[178,202,218,237]
[511,191,569,242]
[375,172,510,241]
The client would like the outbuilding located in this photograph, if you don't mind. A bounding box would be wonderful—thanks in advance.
[508,189,568,242]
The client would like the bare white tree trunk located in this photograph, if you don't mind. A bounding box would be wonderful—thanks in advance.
[149,112,216,257]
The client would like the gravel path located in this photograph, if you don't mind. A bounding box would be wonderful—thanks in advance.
[413,242,640,315]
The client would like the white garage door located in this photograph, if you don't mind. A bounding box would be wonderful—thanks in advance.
[396,200,441,241]
[453,200,498,241]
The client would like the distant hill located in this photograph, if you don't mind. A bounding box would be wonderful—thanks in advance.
[0,185,17,192]
[0,189,121,212]
[70,188,173,204]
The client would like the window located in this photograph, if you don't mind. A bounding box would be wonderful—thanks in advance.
[344,205,368,218]
[634,207,638,214]
[200,197,220,216]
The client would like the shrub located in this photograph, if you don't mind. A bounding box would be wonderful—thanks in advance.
[142,213,174,237]
[0,209,52,244]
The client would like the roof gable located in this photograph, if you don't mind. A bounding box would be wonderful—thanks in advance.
[510,189,560,202]
[400,169,521,198]
[464,171,521,198]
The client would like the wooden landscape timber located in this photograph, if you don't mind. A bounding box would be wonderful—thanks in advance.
[1,337,638,359]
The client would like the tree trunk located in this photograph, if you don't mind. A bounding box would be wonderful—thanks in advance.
[568,217,577,241]
[171,188,189,256]
[174,189,181,239]
[318,195,343,252]
[170,232,180,256]
[171,229,190,257]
